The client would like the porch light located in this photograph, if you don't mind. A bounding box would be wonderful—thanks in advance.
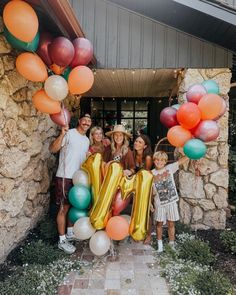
[153,70,156,74]
[131,70,135,74]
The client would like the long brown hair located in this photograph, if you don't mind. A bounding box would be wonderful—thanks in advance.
[134,134,153,162]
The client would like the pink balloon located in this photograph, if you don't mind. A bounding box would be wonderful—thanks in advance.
[186,84,207,104]
[70,38,93,68]
[112,190,131,216]
[160,107,178,128]
[192,120,220,142]
[50,106,71,126]
[214,99,227,120]
[36,32,53,67]
[49,37,75,67]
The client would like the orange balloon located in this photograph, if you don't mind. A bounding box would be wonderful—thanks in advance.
[16,53,48,82]
[105,216,129,240]
[3,0,38,43]
[177,102,201,129]
[198,94,223,120]
[32,89,61,114]
[50,63,66,75]
[68,66,94,95]
[167,125,192,147]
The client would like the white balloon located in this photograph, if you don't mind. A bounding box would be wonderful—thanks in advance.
[72,170,90,187]
[89,230,111,256]
[121,214,131,224]
[73,217,96,240]
[44,75,68,101]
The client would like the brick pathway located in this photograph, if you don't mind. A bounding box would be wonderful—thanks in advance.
[58,238,170,295]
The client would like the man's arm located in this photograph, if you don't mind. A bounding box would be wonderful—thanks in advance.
[49,125,68,153]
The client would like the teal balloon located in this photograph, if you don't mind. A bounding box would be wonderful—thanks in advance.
[68,184,91,209]
[61,67,72,81]
[4,27,39,52]
[202,80,219,95]
[68,207,88,224]
[172,104,180,110]
[184,139,207,160]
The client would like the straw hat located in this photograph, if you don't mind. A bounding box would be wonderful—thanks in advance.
[105,124,131,138]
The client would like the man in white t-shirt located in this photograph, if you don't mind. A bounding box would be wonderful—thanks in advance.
[50,113,92,254]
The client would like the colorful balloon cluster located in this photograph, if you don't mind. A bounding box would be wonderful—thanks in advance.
[160,80,226,159]
[3,0,94,127]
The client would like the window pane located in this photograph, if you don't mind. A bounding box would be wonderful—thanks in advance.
[121,119,133,137]
[91,101,103,117]
[104,101,116,111]
[121,101,133,111]
[135,119,148,136]
[121,111,133,118]
[135,111,148,118]
[135,100,148,111]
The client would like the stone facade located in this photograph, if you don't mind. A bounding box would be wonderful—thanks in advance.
[178,69,231,230]
[0,21,59,262]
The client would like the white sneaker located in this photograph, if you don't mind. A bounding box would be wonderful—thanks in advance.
[157,240,163,253]
[58,240,76,254]
[65,234,80,242]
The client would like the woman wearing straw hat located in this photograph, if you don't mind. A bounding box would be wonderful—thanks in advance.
[104,124,135,177]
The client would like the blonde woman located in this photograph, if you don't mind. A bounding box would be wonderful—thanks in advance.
[88,126,110,155]
[104,124,135,177]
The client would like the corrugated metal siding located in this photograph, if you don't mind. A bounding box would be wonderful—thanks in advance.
[70,0,232,69]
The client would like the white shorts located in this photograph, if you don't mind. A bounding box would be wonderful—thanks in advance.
[154,202,179,224]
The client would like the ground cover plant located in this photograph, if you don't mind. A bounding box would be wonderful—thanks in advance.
[0,215,81,295]
[154,220,236,295]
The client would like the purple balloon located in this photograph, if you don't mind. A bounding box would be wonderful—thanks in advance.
[186,84,207,104]
[214,99,227,120]
[192,120,220,142]
[160,107,178,128]
[36,32,53,67]
[50,106,71,127]
[49,37,75,67]
[70,38,93,68]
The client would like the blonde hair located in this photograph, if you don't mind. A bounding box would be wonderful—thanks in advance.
[111,133,129,157]
[89,126,104,145]
[153,151,168,162]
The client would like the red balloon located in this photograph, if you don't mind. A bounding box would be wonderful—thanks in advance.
[70,38,93,68]
[160,107,178,128]
[50,106,71,126]
[112,190,131,216]
[186,84,207,104]
[177,102,201,129]
[36,32,53,67]
[49,37,75,67]
[192,120,220,142]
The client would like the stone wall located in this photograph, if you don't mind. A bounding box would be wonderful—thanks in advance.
[178,69,231,229]
[0,24,59,262]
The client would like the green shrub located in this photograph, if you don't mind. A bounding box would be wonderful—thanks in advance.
[0,259,81,295]
[220,230,236,254]
[194,270,233,295]
[19,240,64,265]
[175,221,192,235]
[178,239,215,266]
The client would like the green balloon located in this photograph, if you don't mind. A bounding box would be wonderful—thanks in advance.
[61,67,72,81]
[184,139,207,160]
[202,80,219,95]
[68,184,91,210]
[68,207,88,224]
[172,104,180,110]
[4,27,39,52]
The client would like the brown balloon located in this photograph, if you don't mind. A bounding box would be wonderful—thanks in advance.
[70,37,93,68]
[112,190,132,216]
[50,106,71,126]
[49,37,75,67]
[36,32,53,67]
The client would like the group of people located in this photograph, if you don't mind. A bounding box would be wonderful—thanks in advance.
[50,113,187,254]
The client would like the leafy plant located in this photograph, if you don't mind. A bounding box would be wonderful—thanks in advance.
[220,230,236,254]
[178,239,215,266]
[175,221,192,235]
[194,270,233,295]
[19,240,64,265]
